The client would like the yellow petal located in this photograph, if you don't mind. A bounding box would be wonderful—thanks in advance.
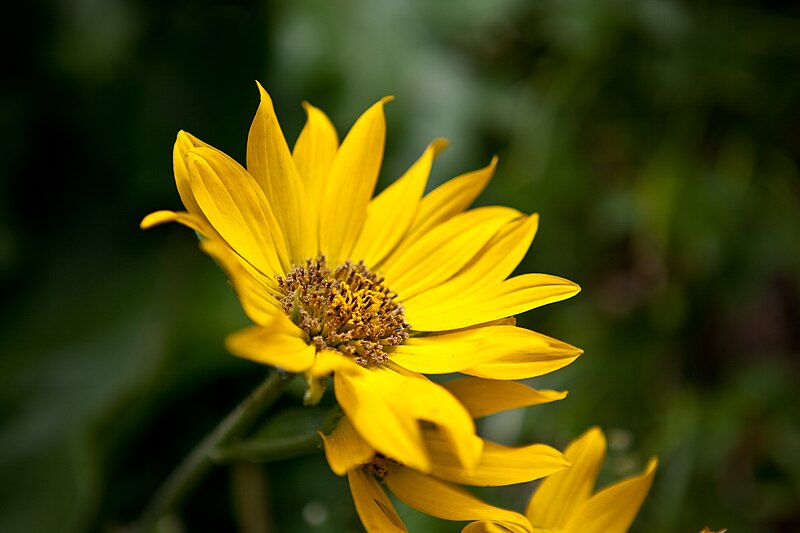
[141,209,283,327]
[462,522,520,533]
[383,207,521,300]
[458,212,539,284]
[351,139,447,267]
[390,325,575,376]
[334,366,482,473]
[385,465,532,533]
[225,316,315,373]
[564,458,658,533]
[199,238,281,326]
[462,332,583,381]
[389,157,497,260]
[526,427,607,530]
[389,326,517,374]
[443,377,567,418]
[140,210,206,233]
[187,146,290,276]
[348,469,408,533]
[321,417,375,476]
[406,214,539,305]
[423,428,569,486]
[333,367,428,472]
[405,273,580,332]
[292,101,339,233]
[247,82,314,262]
[173,130,211,220]
[306,349,365,378]
[319,97,391,265]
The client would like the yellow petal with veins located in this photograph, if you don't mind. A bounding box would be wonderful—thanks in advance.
[388,157,497,260]
[333,365,482,473]
[333,368,428,472]
[173,130,211,221]
[348,469,408,533]
[405,273,580,332]
[564,458,658,533]
[390,325,574,376]
[319,97,391,265]
[408,213,539,305]
[461,332,583,381]
[199,238,280,326]
[526,427,607,530]
[292,101,338,234]
[321,417,375,476]
[443,377,567,418]
[187,146,290,276]
[140,210,205,233]
[386,465,532,533]
[247,82,314,262]
[423,428,569,486]
[140,209,281,326]
[225,317,315,373]
[351,139,447,267]
[463,522,528,533]
[383,207,521,300]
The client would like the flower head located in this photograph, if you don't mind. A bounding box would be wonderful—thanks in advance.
[522,427,658,533]
[322,393,571,533]
[142,83,581,473]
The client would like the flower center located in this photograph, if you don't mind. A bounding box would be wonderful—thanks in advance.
[276,255,410,366]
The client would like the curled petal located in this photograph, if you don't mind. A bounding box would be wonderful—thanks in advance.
[225,316,315,373]
[321,417,375,476]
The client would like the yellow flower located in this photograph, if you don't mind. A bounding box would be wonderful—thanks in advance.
[321,386,572,533]
[142,83,581,474]
[520,427,658,533]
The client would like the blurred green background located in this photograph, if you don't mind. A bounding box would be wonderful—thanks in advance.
[2,0,799,531]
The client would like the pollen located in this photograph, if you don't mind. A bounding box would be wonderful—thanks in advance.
[276,255,410,366]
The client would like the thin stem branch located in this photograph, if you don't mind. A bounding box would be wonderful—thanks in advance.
[132,371,293,533]
[212,432,322,463]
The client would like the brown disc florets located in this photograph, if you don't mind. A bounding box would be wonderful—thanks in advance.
[276,255,410,366]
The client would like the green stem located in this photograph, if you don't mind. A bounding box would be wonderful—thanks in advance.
[212,432,322,463]
[133,371,293,533]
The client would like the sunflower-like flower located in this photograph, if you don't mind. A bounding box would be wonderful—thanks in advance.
[142,83,581,473]
[322,379,572,533]
[513,427,657,533]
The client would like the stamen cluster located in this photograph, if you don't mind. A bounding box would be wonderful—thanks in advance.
[276,255,410,366]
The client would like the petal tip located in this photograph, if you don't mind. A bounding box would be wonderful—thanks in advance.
[140,210,174,230]
[140,212,159,230]
[254,81,275,105]
[583,426,606,442]
[300,100,317,114]
[431,138,449,155]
